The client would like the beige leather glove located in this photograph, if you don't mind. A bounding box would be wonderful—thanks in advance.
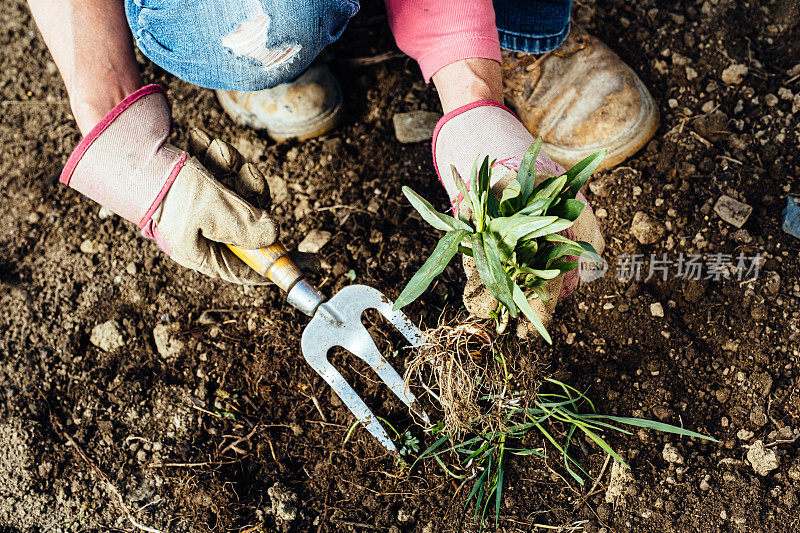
[432,101,604,338]
[59,84,278,285]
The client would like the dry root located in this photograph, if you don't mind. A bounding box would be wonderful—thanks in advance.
[405,316,542,439]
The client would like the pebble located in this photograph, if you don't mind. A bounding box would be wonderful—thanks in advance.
[747,440,779,476]
[392,111,441,143]
[265,174,289,205]
[630,211,666,244]
[737,429,754,441]
[764,94,778,107]
[153,323,185,360]
[80,239,99,254]
[730,228,752,243]
[650,302,664,317]
[721,64,748,84]
[713,195,753,228]
[89,320,125,352]
[686,67,698,80]
[778,87,793,100]
[699,475,711,491]
[662,443,685,464]
[98,206,114,219]
[782,196,800,238]
[298,229,333,253]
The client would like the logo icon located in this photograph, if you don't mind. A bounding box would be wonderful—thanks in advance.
[578,251,608,283]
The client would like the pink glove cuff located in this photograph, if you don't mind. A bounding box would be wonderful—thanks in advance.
[60,84,186,228]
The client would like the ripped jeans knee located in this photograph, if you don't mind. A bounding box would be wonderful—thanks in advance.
[125,0,360,91]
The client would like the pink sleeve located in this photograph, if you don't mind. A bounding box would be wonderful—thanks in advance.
[385,0,501,82]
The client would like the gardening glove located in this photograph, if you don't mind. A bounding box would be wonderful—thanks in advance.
[59,84,279,285]
[432,100,605,338]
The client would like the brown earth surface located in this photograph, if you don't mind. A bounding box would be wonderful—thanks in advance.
[2,0,800,531]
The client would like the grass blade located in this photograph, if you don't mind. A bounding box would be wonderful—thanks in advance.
[586,415,718,442]
[451,165,473,214]
[515,137,543,207]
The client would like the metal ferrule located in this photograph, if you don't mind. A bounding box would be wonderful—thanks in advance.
[286,279,326,317]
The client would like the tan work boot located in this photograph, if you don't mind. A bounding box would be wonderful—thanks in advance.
[502,24,659,171]
[216,64,343,141]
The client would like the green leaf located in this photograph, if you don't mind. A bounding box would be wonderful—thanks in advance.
[410,435,448,469]
[488,215,558,259]
[512,283,551,343]
[520,218,574,240]
[548,198,586,221]
[564,149,606,198]
[515,137,543,207]
[393,229,467,310]
[518,196,555,216]
[498,179,521,216]
[451,165,473,214]
[402,186,473,232]
[472,233,517,316]
[517,266,562,279]
[468,157,482,222]
[532,175,568,201]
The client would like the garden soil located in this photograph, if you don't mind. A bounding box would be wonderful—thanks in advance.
[2,0,800,531]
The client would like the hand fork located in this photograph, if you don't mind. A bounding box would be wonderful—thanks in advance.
[228,242,430,454]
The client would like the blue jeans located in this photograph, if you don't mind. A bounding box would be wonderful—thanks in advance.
[125,0,571,91]
[494,0,572,54]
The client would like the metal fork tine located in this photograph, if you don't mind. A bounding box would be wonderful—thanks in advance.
[302,345,398,453]
[299,285,431,453]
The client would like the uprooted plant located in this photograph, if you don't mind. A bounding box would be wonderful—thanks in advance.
[393,138,605,343]
[403,319,718,532]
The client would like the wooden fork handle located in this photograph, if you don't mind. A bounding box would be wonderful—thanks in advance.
[227,242,303,293]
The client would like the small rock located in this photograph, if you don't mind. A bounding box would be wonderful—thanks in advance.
[686,67,699,80]
[737,429,754,441]
[721,64,748,84]
[392,111,441,143]
[267,482,298,522]
[713,195,753,228]
[298,229,332,253]
[605,461,635,503]
[750,404,767,427]
[747,440,779,476]
[764,93,778,107]
[630,211,666,244]
[662,443,684,464]
[234,138,265,161]
[126,262,138,276]
[650,302,664,317]
[715,388,731,403]
[397,508,412,522]
[153,323,185,360]
[90,320,125,352]
[731,228,752,243]
[699,475,711,491]
[80,239,99,254]
[265,175,289,205]
[783,489,798,509]
[98,206,114,219]
[782,196,800,239]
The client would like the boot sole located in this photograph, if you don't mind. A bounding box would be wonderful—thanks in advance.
[538,75,660,172]
[267,93,344,142]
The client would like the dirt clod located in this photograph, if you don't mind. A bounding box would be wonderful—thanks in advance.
[747,440,780,476]
[89,320,125,352]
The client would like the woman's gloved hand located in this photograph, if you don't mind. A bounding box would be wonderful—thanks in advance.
[432,100,605,338]
[60,84,279,285]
